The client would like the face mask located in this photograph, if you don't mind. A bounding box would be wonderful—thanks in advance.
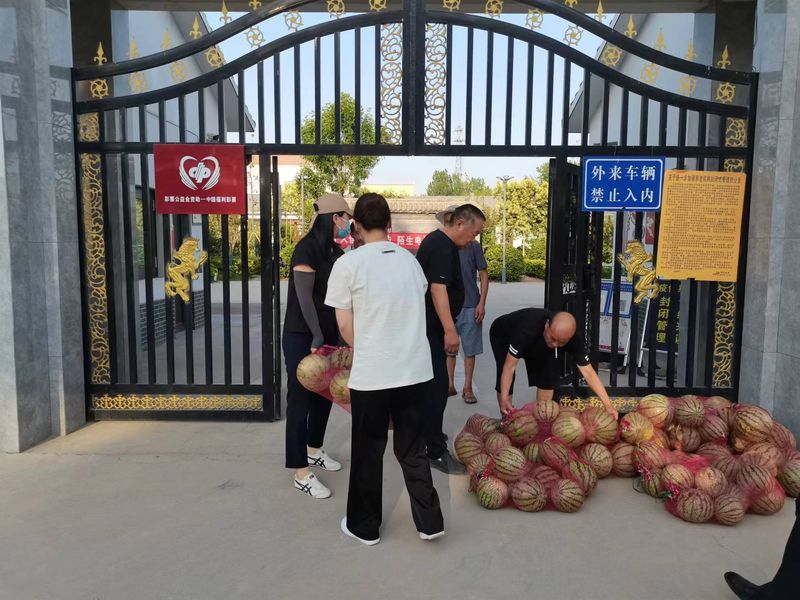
[336,226,349,239]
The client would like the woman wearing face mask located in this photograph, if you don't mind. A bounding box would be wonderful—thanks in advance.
[284,193,352,499]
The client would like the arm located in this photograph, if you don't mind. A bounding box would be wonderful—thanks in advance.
[430,283,459,354]
[577,363,619,420]
[475,269,489,323]
[498,353,518,415]
[335,308,354,347]
[293,266,325,350]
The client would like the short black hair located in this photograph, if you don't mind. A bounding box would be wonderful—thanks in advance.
[354,193,392,231]
[451,203,485,224]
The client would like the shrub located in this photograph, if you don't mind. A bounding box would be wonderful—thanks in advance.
[485,244,525,282]
[525,258,546,279]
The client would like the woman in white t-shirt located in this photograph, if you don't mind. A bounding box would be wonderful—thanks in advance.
[325,193,444,546]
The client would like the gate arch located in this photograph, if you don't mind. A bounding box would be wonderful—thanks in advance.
[72,0,756,418]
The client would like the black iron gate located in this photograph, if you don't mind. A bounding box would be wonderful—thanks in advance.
[72,0,756,419]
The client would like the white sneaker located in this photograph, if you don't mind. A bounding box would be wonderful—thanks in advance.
[340,517,380,546]
[419,531,445,541]
[308,449,342,472]
[294,473,331,499]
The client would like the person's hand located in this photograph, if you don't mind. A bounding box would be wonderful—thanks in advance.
[444,328,460,355]
[499,394,514,416]
[605,404,619,421]
[475,303,486,324]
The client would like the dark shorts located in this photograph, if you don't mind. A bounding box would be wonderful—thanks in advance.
[489,322,559,395]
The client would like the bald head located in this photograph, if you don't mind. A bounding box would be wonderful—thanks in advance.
[544,312,577,348]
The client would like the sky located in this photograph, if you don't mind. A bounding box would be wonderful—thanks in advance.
[206,8,611,194]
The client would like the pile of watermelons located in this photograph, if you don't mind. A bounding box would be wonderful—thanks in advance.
[458,395,800,524]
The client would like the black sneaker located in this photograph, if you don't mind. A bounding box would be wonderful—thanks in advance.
[430,450,467,475]
[723,572,766,600]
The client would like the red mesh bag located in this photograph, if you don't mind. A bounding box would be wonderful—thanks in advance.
[296,345,353,413]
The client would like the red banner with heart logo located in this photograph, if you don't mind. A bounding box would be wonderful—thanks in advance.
[154,144,246,215]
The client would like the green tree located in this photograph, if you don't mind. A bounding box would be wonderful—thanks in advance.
[489,177,549,249]
[426,169,492,196]
[300,93,379,195]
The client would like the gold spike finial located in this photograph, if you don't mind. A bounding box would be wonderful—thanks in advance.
[685,39,696,61]
[717,45,731,69]
[655,29,666,51]
[565,0,578,7]
[93,42,107,65]
[249,0,263,8]
[189,15,202,39]
[161,30,170,51]
[624,16,637,38]
[129,38,139,59]
[595,0,605,23]
[220,0,232,24]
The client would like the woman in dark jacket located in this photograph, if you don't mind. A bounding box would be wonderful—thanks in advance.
[284,193,351,498]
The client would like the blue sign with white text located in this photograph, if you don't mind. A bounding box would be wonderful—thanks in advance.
[582,157,665,212]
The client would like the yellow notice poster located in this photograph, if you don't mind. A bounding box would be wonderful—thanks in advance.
[655,170,746,282]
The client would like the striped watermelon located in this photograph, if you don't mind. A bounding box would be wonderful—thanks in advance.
[541,438,573,470]
[770,422,798,450]
[705,395,733,411]
[699,414,730,445]
[718,406,737,429]
[581,407,618,445]
[465,414,492,435]
[742,442,783,476]
[737,464,773,494]
[750,482,786,515]
[467,455,493,493]
[484,432,512,455]
[662,463,695,492]
[634,441,669,471]
[502,410,539,446]
[477,476,509,509]
[468,453,492,474]
[675,395,706,427]
[492,446,527,482]
[579,443,613,478]
[676,489,714,523]
[694,466,728,498]
[777,458,800,497]
[454,432,484,466]
[510,477,547,512]
[552,415,587,448]
[471,416,502,440]
[651,428,671,450]
[549,479,586,513]
[296,354,332,392]
[522,442,542,464]
[530,464,562,489]
[697,442,731,462]
[566,460,598,496]
[642,470,664,498]
[713,454,742,481]
[682,427,702,453]
[532,398,561,424]
[714,492,747,526]
[611,442,637,477]
[734,405,774,444]
[620,412,654,445]
[637,394,671,429]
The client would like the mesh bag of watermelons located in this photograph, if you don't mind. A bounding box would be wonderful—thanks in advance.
[296,345,353,413]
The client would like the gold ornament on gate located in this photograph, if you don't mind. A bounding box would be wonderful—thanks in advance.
[206,46,225,68]
[369,0,388,11]
[526,8,543,29]
[595,0,605,23]
[640,62,660,84]
[600,45,622,67]
[716,82,736,104]
[90,42,109,99]
[328,0,345,18]
[678,74,697,96]
[564,25,582,47]
[285,10,303,31]
[564,0,578,7]
[442,0,460,10]
[617,241,659,304]
[166,238,208,303]
[249,0,262,8]
[485,0,503,17]
[189,15,203,40]
[220,0,232,24]
[245,26,265,47]
[624,16,637,38]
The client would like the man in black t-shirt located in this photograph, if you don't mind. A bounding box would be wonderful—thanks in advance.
[416,204,485,474]
[490,308,618,420]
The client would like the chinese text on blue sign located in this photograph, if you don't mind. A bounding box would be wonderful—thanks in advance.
[582,157,666,211]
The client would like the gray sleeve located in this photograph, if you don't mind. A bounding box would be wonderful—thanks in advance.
[474,242,488,271]
[294,271,325,349]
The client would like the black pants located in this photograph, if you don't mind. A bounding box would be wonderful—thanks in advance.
[762,497,800,599]
[347,383,444,541]
[424,329,449,460]
[283,331,333,469]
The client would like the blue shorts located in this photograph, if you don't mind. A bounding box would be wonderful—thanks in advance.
[455,306,483,357]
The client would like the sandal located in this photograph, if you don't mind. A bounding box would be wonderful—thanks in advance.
[448,387,458,397]
[462,392,478,404]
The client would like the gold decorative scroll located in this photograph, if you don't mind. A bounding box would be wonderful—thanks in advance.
[424,23,447,145]
[93,394,263,411]
[165,238,208,302]
[369,0,388,10]
[560,396,641,412]
[78,113,111,384]
[618,241,659,304]
[485,0,503,17]
[328,0,345,18]
[379,23,403,145]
